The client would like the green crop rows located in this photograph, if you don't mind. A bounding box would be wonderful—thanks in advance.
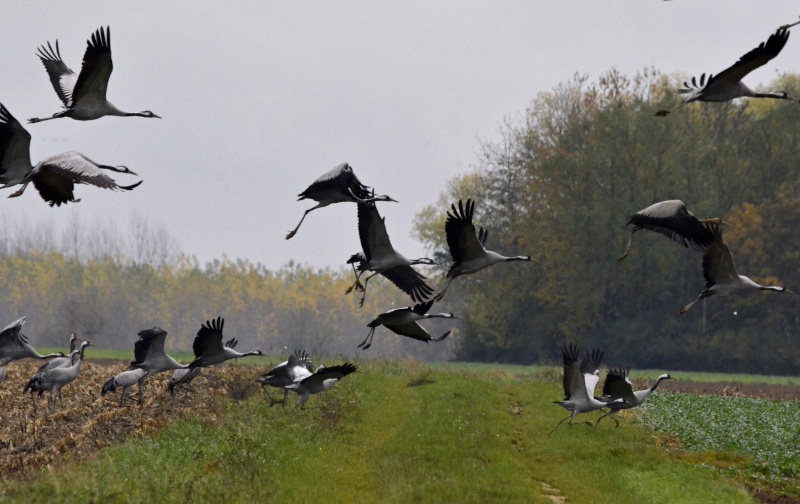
[641,392,800,481]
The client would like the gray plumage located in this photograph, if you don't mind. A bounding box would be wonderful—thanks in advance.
[286,363,357,409]
[0,102,142,206]
[31,341,92,410]
[0,316,65,368]
[188,317,262,369]
[435,199,531,301]
[129,326,187,404]
[551,343,620,433]
[656,28,798,116]
[595,369,673,428]
[359,300,455,350]
[29,26,160,123]
[346,202,435,306]
[24,333,82,399]
[101,368,148,405]
[169,337,238,395]
[286,162,397,239]
[618,200,724,261]
[257,350,315,406]
[677,224,792,315]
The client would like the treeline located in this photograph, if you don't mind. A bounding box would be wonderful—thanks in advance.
[0,216,456,361]
[413,68,800,375]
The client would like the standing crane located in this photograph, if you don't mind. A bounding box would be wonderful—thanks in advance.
[677,224,792,315]
[0,103,142,206]
[346,202,435,306]
[618,200,725,261]
[552,343,620,433]
[595,368,674,428]
[0,317,64,369]
[358,300,456,350]
[286,363,357,410]
[257,350,315,407]
[169,337,238,396]
[187,317,263,368]
[101,368,148,406]
[435,199,531,301]
[128,326,188,404]
[29,341,92,411]
[286,162,397,239]
[656,28,798,116]
[29,26,160,123]
[23,333,82,402]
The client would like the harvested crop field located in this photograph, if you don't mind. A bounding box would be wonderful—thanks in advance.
[646,378,800,401]
[0,360,260,481]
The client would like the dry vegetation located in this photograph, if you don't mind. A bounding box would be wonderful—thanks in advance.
[0,359,260,481]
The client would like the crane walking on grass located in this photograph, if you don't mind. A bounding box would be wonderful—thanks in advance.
[618,200,724,261]
[435,199,531,301]
[29,26,160,123]
[677,224,792,316]
[595,369,673,428]
[286,163,397,239]
[358,300,456,350]
[656,28,798,117]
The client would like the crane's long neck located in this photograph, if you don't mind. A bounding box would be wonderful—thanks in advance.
[240,350,261,357]
[35,350,64,360]
[421,313,454,320]
[759,285,788,293]
[752,91,793,100]
[97,164,129,173]
[649,375,670,392]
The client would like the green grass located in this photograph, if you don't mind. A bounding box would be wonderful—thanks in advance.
[0,360,758,503]
[641,393,800,482]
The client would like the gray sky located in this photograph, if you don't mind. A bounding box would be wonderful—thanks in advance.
[0,2,797,269]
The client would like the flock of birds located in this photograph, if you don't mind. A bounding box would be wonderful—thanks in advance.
[0,19,798,428]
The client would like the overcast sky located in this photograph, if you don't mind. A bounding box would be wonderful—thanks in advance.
[0,2,797,269]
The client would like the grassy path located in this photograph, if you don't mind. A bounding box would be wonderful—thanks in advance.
[1,362,756,503]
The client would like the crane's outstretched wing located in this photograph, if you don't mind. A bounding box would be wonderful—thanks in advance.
[445,199,486,264]
[601,368,635,403]
[32,152,141,206]
[560,342,583,400]
[411,300,434,316]
[380,266,434,302]
[702,224,739,289]
[708,28,789,89]
[0,103,32,184]
[627,200,716,252]
[580,347,604,397]
[357,202,393,261]
[71,27,113,107]
[192,316,225,359]
[35,40,78,107]
[131,327,168,367]
[299,363,357,388]
[298,162,371,201]
[0,317,26,348]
